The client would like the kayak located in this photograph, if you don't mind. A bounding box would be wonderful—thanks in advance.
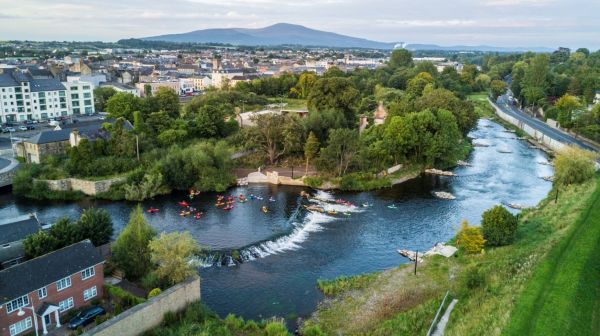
[147,208,159,214]
[178,201,189,207]
[262,206,269,213]
[223,206,234,211]
[328,210,337,215]
[387,205,398,209]
[362,202,372,207]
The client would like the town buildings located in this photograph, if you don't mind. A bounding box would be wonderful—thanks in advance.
[0,240,104,336]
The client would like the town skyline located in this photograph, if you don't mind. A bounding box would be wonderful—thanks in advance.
[0,0,599,50]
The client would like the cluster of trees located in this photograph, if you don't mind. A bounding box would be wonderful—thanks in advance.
[457,205,518,254]
[112,206,199,288]
[23,208,113,258]
[482,48,600,140]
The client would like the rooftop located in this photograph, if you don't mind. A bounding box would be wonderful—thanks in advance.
[0,240,104,303]
[0,214,40,245]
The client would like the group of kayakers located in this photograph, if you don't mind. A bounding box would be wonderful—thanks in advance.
[146,191,276,219]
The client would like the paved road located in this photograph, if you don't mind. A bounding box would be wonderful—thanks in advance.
[0,157,9,170]
[495,94,599,152]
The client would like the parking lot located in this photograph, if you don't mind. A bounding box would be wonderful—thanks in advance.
[1,114,106,140]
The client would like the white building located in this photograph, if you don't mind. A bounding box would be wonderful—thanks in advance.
[100,82,139,97]
[62,81,95,115]
[66,74,106,87]
[0,70,68,123]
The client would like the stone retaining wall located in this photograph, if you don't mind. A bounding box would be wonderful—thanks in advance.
[0,158,19,188]
[38,176,126,195]
[83,276,201,336]
[246,170,305,186]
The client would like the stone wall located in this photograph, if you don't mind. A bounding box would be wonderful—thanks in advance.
[83,276,201,336]
[246,170,305,186]
[38,176,126,195]
[0,158,19,188]
[489,99,567,152]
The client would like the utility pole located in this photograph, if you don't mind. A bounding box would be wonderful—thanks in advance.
[414,251,418,275]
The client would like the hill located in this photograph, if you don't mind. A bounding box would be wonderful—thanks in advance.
[141,23,397,49]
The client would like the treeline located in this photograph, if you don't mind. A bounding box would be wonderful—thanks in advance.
[481,48,600,141]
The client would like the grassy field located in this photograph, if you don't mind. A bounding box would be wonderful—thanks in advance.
[504,177,600,336]
[302,175,600,336]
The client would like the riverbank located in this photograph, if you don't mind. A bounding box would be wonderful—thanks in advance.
[301,174,598,335]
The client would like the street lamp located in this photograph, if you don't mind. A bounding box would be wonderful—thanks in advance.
[17,306,39,336]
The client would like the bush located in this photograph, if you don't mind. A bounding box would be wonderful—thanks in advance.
[317,273,379,297]
[554,146,598,185]
[481,205,518,246]
[265,321,289,336]
[457,220,485,254]
[464,264,486,290]
[304,176,324,188]
[302,324,327,336]
[141,272,162,290]
[148,288,162,299]
[338,172,391,191]
[105,284,146,309]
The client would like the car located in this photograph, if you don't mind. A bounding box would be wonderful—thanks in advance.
[26,125,35,130]
[1,127,9,133]
[68,306,106,330]
[6,127,16,132]
[18,126,28,131]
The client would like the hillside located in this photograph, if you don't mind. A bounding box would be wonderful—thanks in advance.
[141,23,397,49]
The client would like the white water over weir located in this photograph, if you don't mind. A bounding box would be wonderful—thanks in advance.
[197,191,364,267]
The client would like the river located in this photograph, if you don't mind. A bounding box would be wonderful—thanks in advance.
[0,119,553,327]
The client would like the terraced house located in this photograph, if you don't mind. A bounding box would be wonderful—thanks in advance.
[0,240,104,336]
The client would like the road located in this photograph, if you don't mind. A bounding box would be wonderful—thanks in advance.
[495,93,599,152]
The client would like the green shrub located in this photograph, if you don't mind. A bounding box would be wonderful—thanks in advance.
[224,314,245,330]
[317,273,379,297]
[304,176,324,188]
[457,220,485,254]
[338,172,391,191]
[265,321,289,336]
[141,271,161,290]
[481,205,518,246]
[105,284,146,308]
[243,320,260,331]
[302,324,327,336]
[464,264,486,290]
[148,288,162,299]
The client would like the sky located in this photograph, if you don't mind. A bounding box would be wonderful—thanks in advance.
[0,0,598,49]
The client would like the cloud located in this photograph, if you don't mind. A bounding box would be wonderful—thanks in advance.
[483,0,556,6]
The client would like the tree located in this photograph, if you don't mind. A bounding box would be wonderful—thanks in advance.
[554,146,598,185]
[318,128,360,176]
[154,87,180,119]
[304,131,320,175]
[291,72,317,99]
[307,77,360,127]
[246,113,302,165]
[522,54,549,106]
[490,80,508,100]
[555,94,581,130]
[481,205,518,246]
[475,74,491,91]
[149,231,199,286]
[105,92,142,121]
[414,88,477,133]
[144,84,152,97]
[93,87,117,112]
[406,72,435,97]
[112,205,157,281]
[389,49,413,68]
[23,231,58,259]
[76,208,113,246]
[457,220,485,254]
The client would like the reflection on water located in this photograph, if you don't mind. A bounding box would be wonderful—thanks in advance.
[0,119,553,326]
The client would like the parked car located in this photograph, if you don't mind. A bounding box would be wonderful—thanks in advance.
[6,127,16,132]
[68,306,106,330]
[18,126,28,131]
[26,125,35,130]
[1,127,9,133]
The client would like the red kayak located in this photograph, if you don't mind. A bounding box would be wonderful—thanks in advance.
[223,206,234,211]
[178,201,189,207]
[147,208,159,214]
[195,213,202,220]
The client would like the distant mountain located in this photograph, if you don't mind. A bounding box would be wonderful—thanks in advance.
[405,43,554,53]
[141,23,397,49]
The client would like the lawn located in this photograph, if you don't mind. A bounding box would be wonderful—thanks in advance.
[504,177,600,336]
[266,97,308,110]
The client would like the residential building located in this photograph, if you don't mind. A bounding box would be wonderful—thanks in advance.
[62,81,95,115]
[100,82,139,97]
[0,214,41,269]
[0,70,68,123]
[0,240,104,336]
[135,81,180,97]
[66,74,106,87]
[190,76,212,91]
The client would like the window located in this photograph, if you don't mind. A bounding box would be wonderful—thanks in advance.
[70,86,78,91]
[58,297,74,312]
[38,287,47,299]
[56,276,71,291]
[71,94,79,100]
[85,106,93,114]
[81,266,95,280]
[84,99,92,106]
[73,108,80,114]
[83,85,91,90]
[83,286,97,301]
[6,295,29,314]
[9,317,32,336]
[83,92,91,98]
